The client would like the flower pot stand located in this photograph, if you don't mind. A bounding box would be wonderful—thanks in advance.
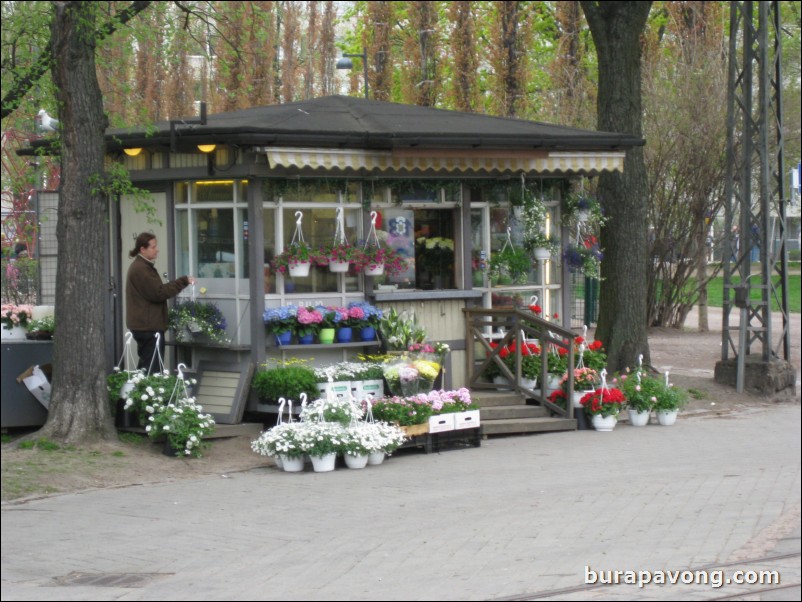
[574,408,592,431]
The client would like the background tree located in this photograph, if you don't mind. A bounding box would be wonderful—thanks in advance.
[400,1,440,106]
[581,1,652,371]
[642,2,729,330]
[446,1,480,112]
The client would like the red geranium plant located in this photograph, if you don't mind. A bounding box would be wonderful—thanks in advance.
[580,386,626,418]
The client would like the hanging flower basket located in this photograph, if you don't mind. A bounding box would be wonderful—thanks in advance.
[289,261,312,278]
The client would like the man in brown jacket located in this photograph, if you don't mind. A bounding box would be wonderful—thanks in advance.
[126,233,195,371]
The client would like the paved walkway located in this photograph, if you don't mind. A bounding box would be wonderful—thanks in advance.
[2,403,800,601]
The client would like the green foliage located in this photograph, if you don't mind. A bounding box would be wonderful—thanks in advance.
[379,308,427,351]
[619,371,664,413]
[687,388,707,400]
[251,365,319,403]
[90,163,161,225]
[26,315,55,337]
[652,383,688,413]
[489,246,531,285]
[18,438,60,452]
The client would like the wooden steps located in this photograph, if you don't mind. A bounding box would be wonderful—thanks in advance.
[472,391,576,436]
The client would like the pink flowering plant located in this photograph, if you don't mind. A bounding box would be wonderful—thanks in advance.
[354,246,408,276]
[272,242,318,274]
[2,303,33,330]
[316,242,360,266]
[342,305,367,328]
[368,388,477,425]
[561,367,600,392]
[295,306,323,337]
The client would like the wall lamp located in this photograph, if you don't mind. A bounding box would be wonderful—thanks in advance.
[123,147,143,157]
[337,47,369,99]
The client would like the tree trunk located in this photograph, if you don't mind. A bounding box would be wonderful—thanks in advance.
[581,1,652,371]
[696,219,709,332]
[36,2,116,444]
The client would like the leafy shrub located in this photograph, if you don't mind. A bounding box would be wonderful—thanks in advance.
[251,365,319,403]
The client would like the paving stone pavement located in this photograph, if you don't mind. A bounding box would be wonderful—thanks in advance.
[1,404,800,601]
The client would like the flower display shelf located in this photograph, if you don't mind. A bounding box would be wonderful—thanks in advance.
[269,341,381,351]
[400,425,483,454]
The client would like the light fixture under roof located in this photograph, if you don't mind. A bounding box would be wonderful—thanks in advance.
[197,144,217,153]
[123,147,143,157]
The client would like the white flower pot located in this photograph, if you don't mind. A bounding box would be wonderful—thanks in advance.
[572,390,595,408]
[279,455,304,472]
[592,414,618,432]
[1,325,27,340]
[577,210,590,223]
[534,247,551,261]
[310,453,337,472]
[329,260,350,273]
[493,375,512,389]
[120,381,136,399]
[273,455,284,470]
[519,377,538,390]
[368,451,386,465]
[289,262,311,278]
[546,373,562,394]
[364,264,385,276]
[628,409,651,426]
[344,453,369,469]
[656,410,679,426]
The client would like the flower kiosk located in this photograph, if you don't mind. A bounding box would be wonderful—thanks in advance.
[93,95,640,432]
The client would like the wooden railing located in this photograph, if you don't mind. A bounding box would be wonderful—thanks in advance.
[463,307,576,419]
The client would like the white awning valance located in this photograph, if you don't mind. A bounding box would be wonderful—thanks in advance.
[264,148,625,174]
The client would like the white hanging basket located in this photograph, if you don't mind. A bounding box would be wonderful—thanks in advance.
[534,247,551,261]
[329,260,350,273]
[364,263,385,277]
[289,261,311,278]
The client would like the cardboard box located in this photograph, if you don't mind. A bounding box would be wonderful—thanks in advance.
[428,413,455,433]
[17,364,52,409]
[454,410,481,430]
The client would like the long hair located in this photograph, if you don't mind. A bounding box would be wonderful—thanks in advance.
[129,232,156,258]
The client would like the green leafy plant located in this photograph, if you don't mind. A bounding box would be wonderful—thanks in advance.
[168,300,229,344]
[652,381,688,412]
[379,308,427,351]
[561,192,606,227]
[25,315,55,339]
[619,371,663,413]
[488,246,531,285]
[251,365,319,403]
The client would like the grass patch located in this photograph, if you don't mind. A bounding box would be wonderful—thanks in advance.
[687,388,708,400]
[18,438,61,452]
[118,431,148,445]
[704,274,800,312]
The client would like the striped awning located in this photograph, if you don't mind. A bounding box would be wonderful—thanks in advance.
[264,147,625,175]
